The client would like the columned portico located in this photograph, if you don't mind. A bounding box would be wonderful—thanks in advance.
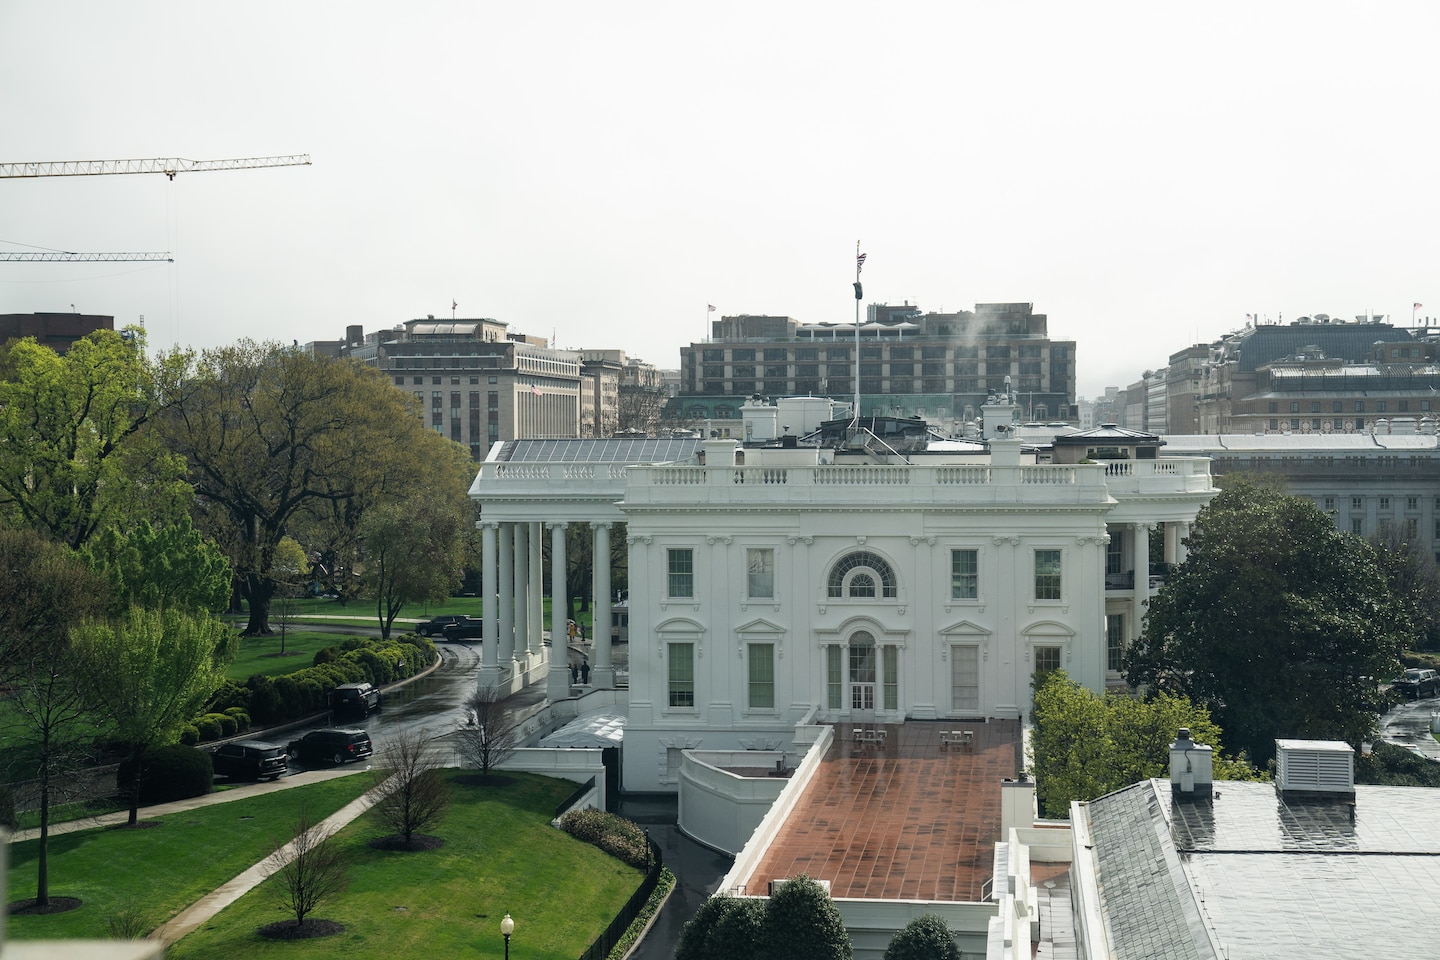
[513,521,530,666]
[479,521,502,687]
[592,522,614,688]
[1131,521,1151,647]
[498,522,515,668]
[548,521,571,701]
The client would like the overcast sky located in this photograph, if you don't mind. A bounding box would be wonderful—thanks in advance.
[4,2,1437,396]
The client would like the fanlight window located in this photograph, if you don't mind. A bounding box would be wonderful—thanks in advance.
[827,551,897,599]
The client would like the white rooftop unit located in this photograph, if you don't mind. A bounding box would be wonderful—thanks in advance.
[1275,738,1355,801]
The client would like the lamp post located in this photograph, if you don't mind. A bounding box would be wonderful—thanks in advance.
[500,913,515,960]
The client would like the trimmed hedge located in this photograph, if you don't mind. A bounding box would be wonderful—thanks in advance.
[559,807,651,870]
[179,724,201,746]
[208,634,435,727]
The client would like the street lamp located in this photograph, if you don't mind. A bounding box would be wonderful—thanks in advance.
[500,913,515,960]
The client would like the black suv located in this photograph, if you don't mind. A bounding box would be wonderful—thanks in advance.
[328,682,382,717]
[208,739,289,781]
[415,614,468,637]
[287,728,374,766]
[441,617,485,641]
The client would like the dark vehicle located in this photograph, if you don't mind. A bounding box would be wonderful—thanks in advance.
[328,681,382,717]
[287,728,374,766]
[415,614,468,637]
[1393,668,1440,700]
[208,739,288,781]
[441,617,485,641]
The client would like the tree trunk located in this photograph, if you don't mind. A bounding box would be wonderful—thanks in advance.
[241,571,275,635]
[37,778,50,906]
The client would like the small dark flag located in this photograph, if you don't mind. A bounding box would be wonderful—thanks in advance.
[856,252,867,273]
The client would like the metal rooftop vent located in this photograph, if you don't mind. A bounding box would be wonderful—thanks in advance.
[1275,739,1355,802]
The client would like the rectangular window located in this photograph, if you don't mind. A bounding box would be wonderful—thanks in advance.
[1290,402,1299,413]
[1105,533,1124,576]
[826,646,843,710]
[1380,497,1391,511]
[1407,496,1419,511]
[668,643,695,708]
[1034,549,1062,601]
[1407,518,1419,539]
[667,548,694,598]
[1353,497,1364,510]
[747,548,775,599]
[883,645,898,711]
[1106,614,1126,672]
[950,548,978,599]
[1377,400,1388,413]
[1324,497,1335,511]
[748,643,775,709]
[1355,401,1365,412]
[1034,645,1062,679]
[1353,518,1364,535]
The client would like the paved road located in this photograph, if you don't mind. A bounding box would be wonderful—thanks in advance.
[1379,693,1440,759]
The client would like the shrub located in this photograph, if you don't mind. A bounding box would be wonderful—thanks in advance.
[884,915,959,960]
[760,875,852,960]
[178,724,201,746]
[224,707,251,731]
[559,808,651,870]
[195,715,223,741]
[246,675,282,724]
[205,679,251,714]
[677,894,766,960]
[117,744,213,804]
[215,712,238,738]
[313,645,339,666]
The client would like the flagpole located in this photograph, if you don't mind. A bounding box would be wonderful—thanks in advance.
[853,241,864,428]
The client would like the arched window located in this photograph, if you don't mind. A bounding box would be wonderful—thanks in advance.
[827,551,897,599]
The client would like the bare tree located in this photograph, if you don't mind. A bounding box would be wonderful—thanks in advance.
[456,685,521,781]
[369,729,451,848]
[266,809,349,929]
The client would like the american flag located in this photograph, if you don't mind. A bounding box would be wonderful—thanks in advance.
[1415,302,1424,310]
[707,304,716,312]
[856,252,867,273]
[530,384,542,397]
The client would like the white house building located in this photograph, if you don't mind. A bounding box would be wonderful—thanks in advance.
[468,398,1217,794]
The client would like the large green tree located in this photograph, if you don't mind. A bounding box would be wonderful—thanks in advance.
[71,606,235,825]
[0,330,190,547]
[157,340,448,634]
[1370,526,1440,652]
[361,492,469,638]
[81,516,231,616]
[0,529,111,907]
[884,914,960,960]
[1030,670,1259,818]
[1126,477,1408,764]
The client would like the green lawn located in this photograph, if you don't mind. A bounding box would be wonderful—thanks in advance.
[8,771,643,958]
[236,596,595,638]
[6,774,375,940]
[226,631,356,681]
[165,772,641,960]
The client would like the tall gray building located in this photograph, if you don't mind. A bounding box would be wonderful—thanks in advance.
[674,302,1077,435]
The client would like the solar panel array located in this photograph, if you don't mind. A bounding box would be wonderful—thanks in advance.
[496,437,705,464]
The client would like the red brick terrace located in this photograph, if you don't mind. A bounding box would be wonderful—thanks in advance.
[740,720,1023,902]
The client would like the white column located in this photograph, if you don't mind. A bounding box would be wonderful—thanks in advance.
[548,521,571,701]
[529,521,544,658]
[498,522,515,671]
[479,521,501,687]
[513,521,530,670]
[592,522,614,688]
[1132,522,1150,643]
[1163,521,1179,567]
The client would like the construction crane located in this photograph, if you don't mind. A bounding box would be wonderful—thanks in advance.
[0,155,311,180]
[0,251,173,262]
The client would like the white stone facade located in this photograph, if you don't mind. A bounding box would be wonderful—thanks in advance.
[470,433,1216,793]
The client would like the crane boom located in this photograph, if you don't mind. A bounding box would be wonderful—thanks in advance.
[0,252,173,262]
[0,155,311,180]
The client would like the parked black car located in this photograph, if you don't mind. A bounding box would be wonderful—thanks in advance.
[441,617,485,641]
[415,614,468,637]
[1393,668,1440,700]
[328,681,382,717]
[207,739,289,781]
[287,728,374,766]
